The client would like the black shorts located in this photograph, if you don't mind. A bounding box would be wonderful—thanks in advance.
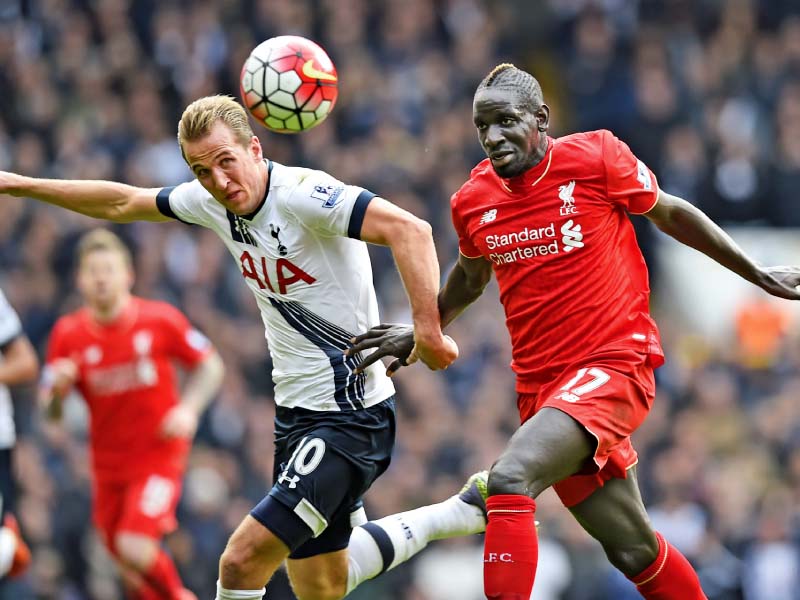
[250,397,396,559]
[0,448,14,518]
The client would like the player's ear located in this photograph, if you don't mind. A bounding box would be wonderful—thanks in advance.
[250,135,263,160]
[536,104,550,132]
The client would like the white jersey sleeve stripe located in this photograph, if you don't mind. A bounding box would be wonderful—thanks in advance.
[347,191,376,239]
[270,298,366,410]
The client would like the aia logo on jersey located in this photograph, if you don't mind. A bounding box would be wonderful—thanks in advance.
[240,250,317,294]
[558,180,577,216]
[479,209,497,225]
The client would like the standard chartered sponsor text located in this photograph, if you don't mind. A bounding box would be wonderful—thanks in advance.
[486,223,559,265]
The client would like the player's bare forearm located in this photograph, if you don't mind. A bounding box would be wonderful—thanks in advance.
[439,254,493,328]
[180,350,225,415]
[0,337,39,386]
[389,224,442,336]
[0,171,167,223]
[645,190,800,299]
[360,199,443,337]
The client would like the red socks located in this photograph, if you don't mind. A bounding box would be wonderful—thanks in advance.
[483,496,703,600]
[483,495,538,600]
[139,549,186,600]
[630,531,707,599]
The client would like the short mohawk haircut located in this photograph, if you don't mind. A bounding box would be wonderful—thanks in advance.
[477,63,543,109]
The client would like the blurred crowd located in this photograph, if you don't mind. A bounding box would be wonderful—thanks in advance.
[1,0,799,598]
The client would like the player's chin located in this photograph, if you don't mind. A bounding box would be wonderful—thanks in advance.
[222,195,254,215]
[491,158,525,179]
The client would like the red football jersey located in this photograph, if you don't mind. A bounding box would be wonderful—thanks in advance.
[46,297,212,482]
[452,130,664,391]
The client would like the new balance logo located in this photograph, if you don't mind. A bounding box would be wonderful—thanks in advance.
[559,180,577,215]
[561,219,584,252]
[484,553,514,563]
[480,209,497,224]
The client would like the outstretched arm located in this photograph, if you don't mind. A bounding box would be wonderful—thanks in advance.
[359,198,459,371]
[0,171,169,223]
[349,252,492,375]
[644,189,800,299]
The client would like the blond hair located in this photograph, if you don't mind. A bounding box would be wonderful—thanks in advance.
[76,228,132,268]
[177,95,254,156]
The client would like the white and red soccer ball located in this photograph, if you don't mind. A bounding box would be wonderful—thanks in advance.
[240,35,339,133]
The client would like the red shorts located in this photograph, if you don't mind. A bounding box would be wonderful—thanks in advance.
[517,349,656,508]
[93,471,183,551]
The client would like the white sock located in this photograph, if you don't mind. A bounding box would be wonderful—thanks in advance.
[346,496,485,594]
[0,527,15,577]
[215,581,266,600]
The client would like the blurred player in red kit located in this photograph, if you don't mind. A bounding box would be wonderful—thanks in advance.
[41,229,225,600]
[350,64,800,600]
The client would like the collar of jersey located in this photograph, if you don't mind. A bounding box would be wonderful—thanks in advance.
[240,159,273,221]
[85,296,138,333]
[500,137,554,193]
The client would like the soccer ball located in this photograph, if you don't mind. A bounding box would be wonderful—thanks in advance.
[240,36,339,134]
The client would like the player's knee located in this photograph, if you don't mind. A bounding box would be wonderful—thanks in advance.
[603,538,659,577]
[113,533,158,573]
[487,455,530,496]
[219,540,261,583]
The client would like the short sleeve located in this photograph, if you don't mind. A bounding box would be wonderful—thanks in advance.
[158,304,213,368]
[156,180,214,227]
[450,191,482,258]
[601,130,659,214]
[280,171,375,239]
[0,290,22,349]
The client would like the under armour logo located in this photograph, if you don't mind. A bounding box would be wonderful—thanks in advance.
[270,224,288,256]
[480,209,497,225]
[235,219,249,236]
[277,472,300,489]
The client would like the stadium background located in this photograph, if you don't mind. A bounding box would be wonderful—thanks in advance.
[1,0,800,598]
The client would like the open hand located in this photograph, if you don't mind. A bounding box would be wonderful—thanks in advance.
[346,323,458,376]
[346,323,416,376]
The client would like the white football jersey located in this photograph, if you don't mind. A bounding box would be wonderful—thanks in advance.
[0,289,22,449]
[157,161,395,411]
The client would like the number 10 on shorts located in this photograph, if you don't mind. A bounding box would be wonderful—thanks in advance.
[557,367,610,403]
[277,436,326,489]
